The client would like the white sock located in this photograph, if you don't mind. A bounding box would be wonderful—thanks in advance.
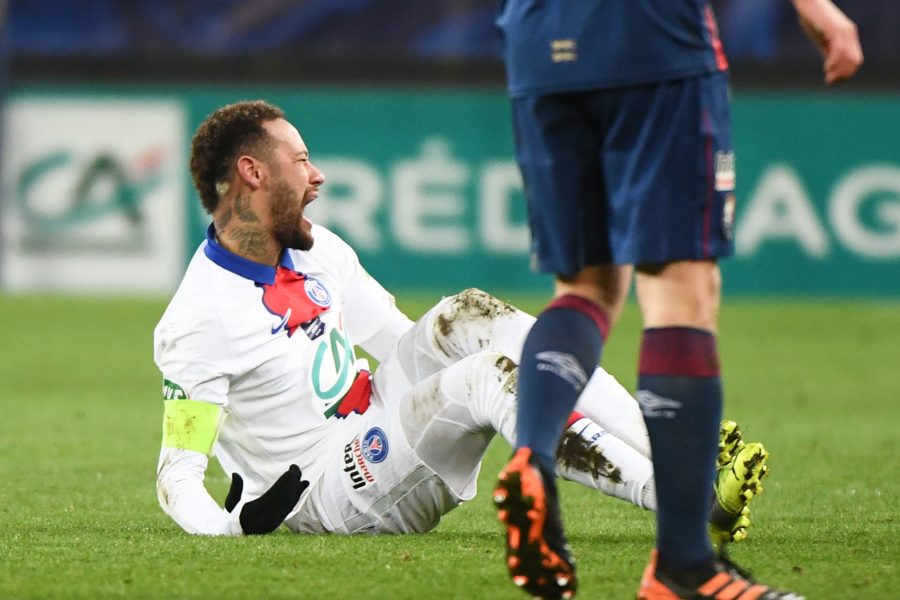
[557,417,656,510]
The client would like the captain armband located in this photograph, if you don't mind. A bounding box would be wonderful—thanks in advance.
[161,393,223,456]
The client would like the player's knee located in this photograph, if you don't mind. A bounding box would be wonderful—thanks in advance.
[482,349,517,376]
[438,288,512,323]
[431,288,517,345]
[464,350,518,396]
[449,350,518,434]
[636,261,721,329]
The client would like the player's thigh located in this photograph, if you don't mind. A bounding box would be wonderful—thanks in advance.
[286,406,459,535]
[554,263,633,323]
[635,259,722,330]
[602,71,736,265]
[511,93,610,277]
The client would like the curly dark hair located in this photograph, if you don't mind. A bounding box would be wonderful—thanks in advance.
[189,100,286,214]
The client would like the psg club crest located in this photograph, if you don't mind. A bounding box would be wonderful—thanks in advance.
[260,267,330,338]
[362,427,389,463]
[304,276,331,307]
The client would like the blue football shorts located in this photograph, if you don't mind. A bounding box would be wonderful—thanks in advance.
[511,70,736,276]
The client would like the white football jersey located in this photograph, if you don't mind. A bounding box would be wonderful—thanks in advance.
[154,224,402,499]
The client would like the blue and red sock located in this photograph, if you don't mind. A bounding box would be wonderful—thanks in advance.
[638,327,722,571]
[515,295,609,475]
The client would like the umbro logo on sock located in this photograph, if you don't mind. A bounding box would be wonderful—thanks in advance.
[636,390,683,418]
[535,351,588,390]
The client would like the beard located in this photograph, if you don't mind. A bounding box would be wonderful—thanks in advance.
[270,179,314,251]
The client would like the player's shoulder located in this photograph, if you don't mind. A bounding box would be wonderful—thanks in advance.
[155,245,232,338]
[290,223,359,269]
[311,223,355,253]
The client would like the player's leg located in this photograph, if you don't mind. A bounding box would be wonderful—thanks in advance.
[496,269,627,599]
[602,72,802,598]
[287,350,536,535]
[495,89,635,599]
[375,286,650,456]
[373,291,660,510]
[375,286,766,533]
[285,355,514,535]
[290,342,731,540]
[395,348,651,509]
[599,70,729,592]
[575,362,651,457]
[557,412,656,509]
[371,288,534,403]
[514,265,630,475]
[635,258,725,575]
[636,264,769,549]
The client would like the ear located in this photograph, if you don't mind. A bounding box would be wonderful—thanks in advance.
[236,155,263,190]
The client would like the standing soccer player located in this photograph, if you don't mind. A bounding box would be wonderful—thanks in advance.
[492,1,862,598]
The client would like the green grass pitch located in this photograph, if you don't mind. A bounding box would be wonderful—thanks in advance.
[0,293,897,599]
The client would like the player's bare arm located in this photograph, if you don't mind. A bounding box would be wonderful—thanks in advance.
[791,0,863,84]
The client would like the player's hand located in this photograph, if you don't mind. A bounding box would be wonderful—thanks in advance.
[224,464,309,535]
[794,0,863,84]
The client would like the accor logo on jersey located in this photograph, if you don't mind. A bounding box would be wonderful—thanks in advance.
[259,267,331,338]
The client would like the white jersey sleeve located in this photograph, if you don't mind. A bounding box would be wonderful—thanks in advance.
[154,304,232,408]
[153,263,237,535]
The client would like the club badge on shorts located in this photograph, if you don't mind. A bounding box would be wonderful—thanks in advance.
[715,151,737,241]
[723,193,736,241]
[362,427,389,463]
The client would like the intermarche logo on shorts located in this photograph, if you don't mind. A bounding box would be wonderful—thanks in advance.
[362,427,389,463]
[343,435,375,490]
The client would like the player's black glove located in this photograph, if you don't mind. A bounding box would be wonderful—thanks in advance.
[224,464,309,535]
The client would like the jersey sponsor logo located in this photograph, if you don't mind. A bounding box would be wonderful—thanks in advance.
[636,390,683,419]
[304,276,332,307]
[300,316,326,341]
[313,326,357,405]
[361,427,389,463]
[162,379,188,400]
[343,435,376,489]
[259,267,329,337]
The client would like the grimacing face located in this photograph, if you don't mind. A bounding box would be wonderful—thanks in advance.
[261,118,325,251]
[269,177,314,251]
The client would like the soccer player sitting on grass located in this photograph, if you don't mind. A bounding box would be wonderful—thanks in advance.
[154,101,767,558]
